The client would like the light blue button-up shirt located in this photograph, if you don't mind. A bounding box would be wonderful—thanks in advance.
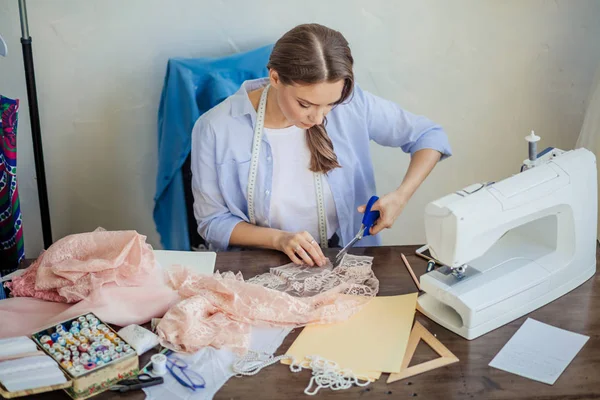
[190,78,452,251]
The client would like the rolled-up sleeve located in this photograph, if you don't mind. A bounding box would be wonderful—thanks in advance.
[191,118,244,251]
[354,85,452,160]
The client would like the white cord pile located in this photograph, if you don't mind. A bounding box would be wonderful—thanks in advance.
[232,351,370,395]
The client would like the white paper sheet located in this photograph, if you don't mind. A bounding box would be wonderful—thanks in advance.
[489,318,589,385]
[154,250,216,276]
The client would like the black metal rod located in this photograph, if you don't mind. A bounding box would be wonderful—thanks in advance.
[19,0,53,248]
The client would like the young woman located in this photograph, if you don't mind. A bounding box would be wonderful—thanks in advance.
[190,23,451,266]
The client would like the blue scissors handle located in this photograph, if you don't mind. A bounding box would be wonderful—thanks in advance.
[361,196,380,237]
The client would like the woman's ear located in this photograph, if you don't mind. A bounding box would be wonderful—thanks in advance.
[269,69,281,88]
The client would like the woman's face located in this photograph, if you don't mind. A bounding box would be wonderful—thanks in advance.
[270,71,345,129]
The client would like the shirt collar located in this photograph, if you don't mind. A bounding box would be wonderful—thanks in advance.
[230,77,270,118]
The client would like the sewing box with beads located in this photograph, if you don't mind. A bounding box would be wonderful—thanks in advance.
[31,312,139,399]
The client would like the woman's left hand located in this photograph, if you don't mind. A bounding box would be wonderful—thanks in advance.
[357,190,408,235]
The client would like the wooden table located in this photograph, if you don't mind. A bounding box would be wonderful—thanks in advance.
[18,245,600,400]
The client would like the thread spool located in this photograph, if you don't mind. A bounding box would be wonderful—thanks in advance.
[84,362,96,370]
[526,130,540,162]
[151,354,167,376]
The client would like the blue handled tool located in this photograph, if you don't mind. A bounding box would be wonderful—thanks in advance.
[334,196,380,266]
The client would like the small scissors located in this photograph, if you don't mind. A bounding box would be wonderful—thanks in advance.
[334,195,380,266]
[109,373,164,392]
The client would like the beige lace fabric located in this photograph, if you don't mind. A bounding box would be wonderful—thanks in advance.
[247,254,379,297]
[156,255,378,355]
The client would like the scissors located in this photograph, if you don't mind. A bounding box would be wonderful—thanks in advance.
[109,373,164,392]
[334,195,380,267]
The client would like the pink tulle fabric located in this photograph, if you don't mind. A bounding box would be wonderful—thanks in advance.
[6,228,160,303]
[0,229,180,338]
[156,255,379,355]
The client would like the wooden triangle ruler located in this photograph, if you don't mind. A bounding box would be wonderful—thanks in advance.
[387,321,459,383]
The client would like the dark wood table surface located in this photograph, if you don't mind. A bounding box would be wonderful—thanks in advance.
[17,244,600,400]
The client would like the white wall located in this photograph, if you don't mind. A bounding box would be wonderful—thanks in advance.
[1,0,599,257]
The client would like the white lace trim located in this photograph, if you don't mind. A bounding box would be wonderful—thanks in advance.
[232,351,371,395]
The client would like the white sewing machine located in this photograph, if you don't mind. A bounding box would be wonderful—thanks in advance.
[416,140,598,340]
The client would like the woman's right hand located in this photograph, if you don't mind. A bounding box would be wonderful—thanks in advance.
[275,231,328,267]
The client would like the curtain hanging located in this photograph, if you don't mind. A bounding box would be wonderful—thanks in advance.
[576,64,600,239]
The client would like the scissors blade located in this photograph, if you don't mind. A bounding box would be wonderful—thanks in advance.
[334,228,364,266]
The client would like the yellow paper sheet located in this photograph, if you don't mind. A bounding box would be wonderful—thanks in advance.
[282,293,418,381]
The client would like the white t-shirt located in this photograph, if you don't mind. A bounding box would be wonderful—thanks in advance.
[264,125,339,244]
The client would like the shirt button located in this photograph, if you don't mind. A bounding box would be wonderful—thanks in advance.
[265,190,270,196]
[267,156,272,162]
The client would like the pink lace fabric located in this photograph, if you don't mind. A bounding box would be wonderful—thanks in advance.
[6,228,160,303]
[156,255,378,355]
[0,228,180,338]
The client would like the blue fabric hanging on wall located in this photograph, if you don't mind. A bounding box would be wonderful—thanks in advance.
[153,44,273,250]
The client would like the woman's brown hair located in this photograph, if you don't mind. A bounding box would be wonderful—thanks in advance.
[266,23,354,174]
